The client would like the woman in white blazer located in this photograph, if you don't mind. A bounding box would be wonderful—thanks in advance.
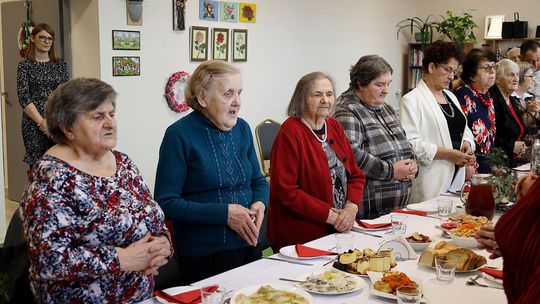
[400,41,476,203]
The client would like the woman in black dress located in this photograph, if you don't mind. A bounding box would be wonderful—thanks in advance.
[17,23,69,167]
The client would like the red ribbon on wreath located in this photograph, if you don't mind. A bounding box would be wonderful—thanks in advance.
[164,71,190,113]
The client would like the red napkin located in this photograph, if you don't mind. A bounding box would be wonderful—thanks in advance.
[154,285,219,304]
[479,268,504,280]
[393,209,428,216]
[295,244,337,257]
[356,219,392,229]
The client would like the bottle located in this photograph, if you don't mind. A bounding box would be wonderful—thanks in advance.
[531,139,540,176]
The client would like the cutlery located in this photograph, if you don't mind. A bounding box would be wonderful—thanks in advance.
[352,230,383,238]
[323,258,337,266]
[279,277,305,283]
[262,256,314,266]
[466,279,504,289]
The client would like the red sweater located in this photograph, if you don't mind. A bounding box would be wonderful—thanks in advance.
[267,117,366,250]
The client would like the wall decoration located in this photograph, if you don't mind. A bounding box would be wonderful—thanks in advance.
[126,1,143,26]
[173,0,187,30]
[112,56,140,76]
[190,26,209,61]
[220,2,238,23]
[165,71,191,113]
[199,0,218,21]
[112,30,141,50]
[239,2,256,23]
[212,28,229,61]
[232,29,247,62]
[484,15,505,39]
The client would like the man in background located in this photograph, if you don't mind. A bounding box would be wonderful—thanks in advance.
[520,40,540,97]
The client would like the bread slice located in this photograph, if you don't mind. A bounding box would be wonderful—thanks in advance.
[369,255,385,272]
[419,248,437,267]
[446,248,474,271]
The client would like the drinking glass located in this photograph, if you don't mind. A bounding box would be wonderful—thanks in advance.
[201,289,225,304]
[435,257,456,283]
[437,198,453,221]
[391,214,407,235]
[335,233,355,253]
[396,285,422,304]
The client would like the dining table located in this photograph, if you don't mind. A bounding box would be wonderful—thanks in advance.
[141,193,508,304]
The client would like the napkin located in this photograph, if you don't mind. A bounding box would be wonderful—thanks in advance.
[356,220,392,229]
[295,244,337,257]
[154,285,219,304]
[378,234,418,260]
[393,209,428,216]
[479,268,504,280]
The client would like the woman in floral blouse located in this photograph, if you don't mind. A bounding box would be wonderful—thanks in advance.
[21,78,172,303]
[454,49,497,173]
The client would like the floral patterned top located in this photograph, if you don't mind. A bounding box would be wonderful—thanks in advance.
[454,85,496,173]
[21,151,169,304]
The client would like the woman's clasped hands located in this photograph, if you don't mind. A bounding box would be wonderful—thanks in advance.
[116,233,172,276]
[393,159,418,182]
[227,202,266,247]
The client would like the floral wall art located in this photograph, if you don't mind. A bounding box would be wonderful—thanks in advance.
[199,0,219,21]
[232,29,247,62]
[213,28,229,61]
[191,26,209,61]
[239,2,256,23]
[220,2,239,23]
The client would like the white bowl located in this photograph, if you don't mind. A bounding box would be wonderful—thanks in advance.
[450,235,478,248]
[407,240,432,251]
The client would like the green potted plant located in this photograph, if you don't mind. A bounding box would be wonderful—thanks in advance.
[435,11,478,45]
[396,15,437,45]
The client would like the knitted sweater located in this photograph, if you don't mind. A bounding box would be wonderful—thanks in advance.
[154,111,269,257]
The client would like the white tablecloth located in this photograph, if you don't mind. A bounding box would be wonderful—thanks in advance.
[142,194,506,303]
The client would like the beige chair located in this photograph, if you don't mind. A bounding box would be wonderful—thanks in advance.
[254,119,281,177]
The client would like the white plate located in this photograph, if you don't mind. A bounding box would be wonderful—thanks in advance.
[230,283,313,304]
[353,221,393,232]
[155,286,199,304]
[294,270,367,295]
[419,263,484,273]
[406,202,438,213]
[367,271,422,300]
[279,245,333,260]
[331,263,369,277]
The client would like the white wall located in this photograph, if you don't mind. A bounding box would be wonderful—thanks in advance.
[97,0,415,190]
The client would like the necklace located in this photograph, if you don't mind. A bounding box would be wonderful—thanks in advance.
[468,85,493,108]
[438,94,455,118]
[301,117,327,143]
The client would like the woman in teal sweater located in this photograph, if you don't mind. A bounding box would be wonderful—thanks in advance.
[155,60,269,284]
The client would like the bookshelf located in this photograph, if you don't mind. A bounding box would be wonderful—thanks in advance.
[406,43,424,92]
[484,38,540,54]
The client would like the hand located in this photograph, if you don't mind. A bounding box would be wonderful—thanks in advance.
[227,204,258,247]
[474,224,500,259]
[332,202,358,233]
[38,119,50,136]
[513,141,526,156]
[465,164,476,181]
[526,99,540,114]
[447,149,475,166]
[515,173,538,201]
[460,141,474,155]
[116,233,170,272]
[393,159,417,181]
[250,201,266,235]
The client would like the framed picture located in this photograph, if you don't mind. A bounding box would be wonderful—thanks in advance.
[190,26,209,61]
[112,56,140,76]
[239,2,256,23]
[485,15,505,39]
[220,2,238,23]
[212,28,229,61]
[232,29,247,62]
[199,0,218,21]
[112,30,140,50]
[173,0,186,31]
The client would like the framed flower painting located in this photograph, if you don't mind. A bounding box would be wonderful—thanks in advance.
[112,56,140,76]
[232,29,247,62]
[199,0,218,21]
[212,28,229,61]
[220,2,238,23]
[190,26,209,61]
[239,2,256,23]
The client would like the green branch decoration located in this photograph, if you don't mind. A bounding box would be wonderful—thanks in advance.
[483,147,517,206]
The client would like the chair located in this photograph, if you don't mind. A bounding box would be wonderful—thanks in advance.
[254,119,281,177]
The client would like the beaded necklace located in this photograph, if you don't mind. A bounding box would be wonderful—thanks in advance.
[301,117,327,143]
[438,94,455,118]
[468,85,493,108]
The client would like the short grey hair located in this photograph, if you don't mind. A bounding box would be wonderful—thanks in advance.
[495,59,519,79]
[517,61,534,85]
[349,55,393,89]
[287,72,336,117]
[46,78,117,144]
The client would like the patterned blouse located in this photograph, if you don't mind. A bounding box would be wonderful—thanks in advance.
[21,151,169,304]
[334,89,415,219]
[454,85,496,173]
[17,59,69,166]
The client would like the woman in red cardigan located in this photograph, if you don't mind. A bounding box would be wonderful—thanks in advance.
[267,72,366,251]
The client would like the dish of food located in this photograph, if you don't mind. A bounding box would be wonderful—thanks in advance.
[294,270,366,295]
[367,271,421,300]
[231,284,312,304]
[418,241,487,272]
[278,245,329,260]
[406,232,432,251]
[332,248,397,276]
[449,234,478,248]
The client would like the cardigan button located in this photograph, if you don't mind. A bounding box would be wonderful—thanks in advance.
[329,139,335,144]
[343,157,347,162]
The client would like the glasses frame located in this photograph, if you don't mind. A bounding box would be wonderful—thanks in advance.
[37,35,54,43]
[435,63,458,76]
[478,63,496,73]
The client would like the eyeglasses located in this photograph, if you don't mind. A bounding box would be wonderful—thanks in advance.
[436,64,458,76]
[37,35,54,43]
[479,64,496,73]
[524,74,534,78]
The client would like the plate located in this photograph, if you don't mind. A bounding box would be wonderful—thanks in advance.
[294,270,367,295]
[230,283,313,304]
[331,263,369,277]
[406,202,438,213]
[366,271,422,300]
[352,221,393,232]
[155,286,199,304]
[279,245,331,260]
[419,262,483,273]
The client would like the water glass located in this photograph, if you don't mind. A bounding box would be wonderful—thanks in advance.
[396,285,422,304]
[335,233,355,253]
[201,289,225,304]
[437,198,453,221]
[391,214,407,235]
[435,257,456,283]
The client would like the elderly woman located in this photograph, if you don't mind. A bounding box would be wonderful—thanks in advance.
[401,41,476,203]
[334,55,417,219]
[267,72,366,251]
[17,23,69,166]
[154,60,269,284]
[490,59,527,166]
[21,78,172,303]
[453,49,497,173]
[514,62,540,152]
